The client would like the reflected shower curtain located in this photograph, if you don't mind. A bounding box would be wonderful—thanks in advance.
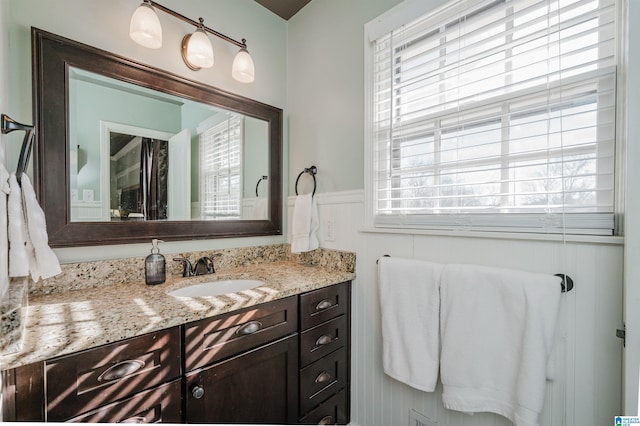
[139,138,168,220]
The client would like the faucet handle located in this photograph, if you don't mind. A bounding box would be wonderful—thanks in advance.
[195,257,215,275]
[173,258,195,277]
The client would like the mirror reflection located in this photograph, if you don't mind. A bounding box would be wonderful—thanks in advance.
[68,68,270,223]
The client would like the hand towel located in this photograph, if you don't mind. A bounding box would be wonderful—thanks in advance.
[291,193,319,253]
[7,173,30,278]
[20,174,61,281]
[253,197,268,220]
[378,256,444,392]
[439,264,561,426]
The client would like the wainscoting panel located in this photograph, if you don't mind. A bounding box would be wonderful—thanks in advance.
[288,191,623,426]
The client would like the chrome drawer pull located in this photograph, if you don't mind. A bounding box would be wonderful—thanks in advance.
[315,371,332,383]
[98,360,146,382]
[315,299,334,311]
[318,415,334,424]
[120,416,148,423]
[191,385,205,399]
[315,334,333,346]
[236,321,262,335]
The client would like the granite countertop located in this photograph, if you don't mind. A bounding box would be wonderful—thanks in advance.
[0,247,356,371]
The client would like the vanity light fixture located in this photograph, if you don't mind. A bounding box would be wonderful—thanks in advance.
[129,0,255,82]
[182,18,214,70]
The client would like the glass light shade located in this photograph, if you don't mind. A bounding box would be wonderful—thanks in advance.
[184,29,214,69]
[129,3,162,49]
[232,48,255,83]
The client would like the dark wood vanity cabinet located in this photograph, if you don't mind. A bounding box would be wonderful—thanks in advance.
[183,295,299,424]
[298,282,351,424]
[1,281,351,424]
[2,327,182,422]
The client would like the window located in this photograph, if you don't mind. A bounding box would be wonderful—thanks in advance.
[366,0,617,235]
[199,116,243,219]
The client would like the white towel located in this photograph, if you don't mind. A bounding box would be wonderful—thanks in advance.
[378,257,443,392]
[20,174,61,281]
[253,197,268,220]
[7,173,30,277]
[290,193,319,253]
[439,264,561,426]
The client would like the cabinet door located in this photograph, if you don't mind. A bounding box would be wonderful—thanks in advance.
[185,333,298,424]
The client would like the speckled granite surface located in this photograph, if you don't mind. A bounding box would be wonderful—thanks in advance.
[1,245,355,370]
[0,278,28,354]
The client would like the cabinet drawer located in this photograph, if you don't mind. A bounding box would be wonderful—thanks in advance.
[299,389,347,425]
[300,282,348,330]
[46,327,181,421]
[299,347,346,416]
[185,295,298,371]
[68,379,181,423]
[300,315,347,367]
[185,334,299,424]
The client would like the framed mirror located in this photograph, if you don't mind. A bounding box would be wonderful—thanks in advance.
[32,28,283,247]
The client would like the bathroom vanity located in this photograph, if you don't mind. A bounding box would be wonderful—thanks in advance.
[1,247,354,424]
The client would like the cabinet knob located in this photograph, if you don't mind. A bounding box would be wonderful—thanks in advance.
[315,299,334,311]
[191,385,205,399]
[318,415,334,425]
[315,334,333,346]
[236,321,262,335]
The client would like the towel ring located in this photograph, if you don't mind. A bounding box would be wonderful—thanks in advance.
[255,175,268,197]
[295,165,317,196]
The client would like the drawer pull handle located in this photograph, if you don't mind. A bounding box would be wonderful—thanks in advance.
[318,415,334,424]
[236,321,262,335]
[315,299,334,311]
[315,371,332,383]
[316,334,333,346]
[191,385,205,399]
[98,360,146,382]
[120,416,148,423]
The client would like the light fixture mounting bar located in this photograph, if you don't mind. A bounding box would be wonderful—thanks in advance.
[145,0,246,48]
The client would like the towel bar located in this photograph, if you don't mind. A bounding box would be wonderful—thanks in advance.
[295,165,317,196]
[376,255,574,293]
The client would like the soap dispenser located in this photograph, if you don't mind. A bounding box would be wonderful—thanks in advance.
[145,239,166,285]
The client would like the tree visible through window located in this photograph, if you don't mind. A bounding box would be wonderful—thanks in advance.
[368,0,617,235]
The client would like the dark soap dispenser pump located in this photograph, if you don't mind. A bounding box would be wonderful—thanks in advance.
[145,239,166,285]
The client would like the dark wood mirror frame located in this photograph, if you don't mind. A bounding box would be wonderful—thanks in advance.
[32,28,283,247]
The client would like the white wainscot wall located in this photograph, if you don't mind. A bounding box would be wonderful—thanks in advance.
[289,191,624,426]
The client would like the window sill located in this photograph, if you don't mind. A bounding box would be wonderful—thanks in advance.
[358,225,624,245]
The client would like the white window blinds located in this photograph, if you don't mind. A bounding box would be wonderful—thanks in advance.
[369,0,617,235]
[199,116,243,219]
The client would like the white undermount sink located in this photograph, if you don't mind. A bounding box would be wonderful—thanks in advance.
[167,279,266,298]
